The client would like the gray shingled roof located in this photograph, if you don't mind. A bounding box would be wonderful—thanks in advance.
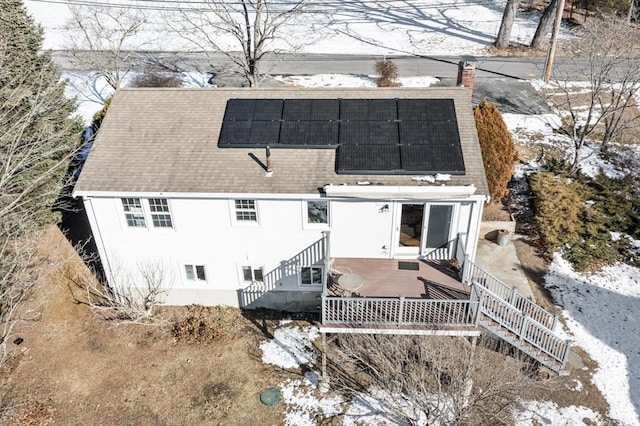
[74,87,489,196]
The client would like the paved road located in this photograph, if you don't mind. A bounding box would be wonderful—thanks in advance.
[51,50,575,114]
[52,50,583,81]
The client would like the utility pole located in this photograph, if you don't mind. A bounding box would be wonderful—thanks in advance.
[543,0,566,82]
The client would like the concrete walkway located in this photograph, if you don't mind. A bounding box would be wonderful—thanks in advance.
[474,221,534,300]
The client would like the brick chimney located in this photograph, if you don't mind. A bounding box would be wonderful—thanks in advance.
[456,61,476,89]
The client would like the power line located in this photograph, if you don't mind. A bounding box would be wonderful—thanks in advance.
[26,0,504,13]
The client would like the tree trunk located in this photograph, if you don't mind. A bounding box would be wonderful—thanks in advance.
[530,0,558,49]
[495,0,519,47]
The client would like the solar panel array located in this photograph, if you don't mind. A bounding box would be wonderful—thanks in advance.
[217,98,465,175]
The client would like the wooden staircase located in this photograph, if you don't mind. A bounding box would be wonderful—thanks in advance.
[466,263,572,375]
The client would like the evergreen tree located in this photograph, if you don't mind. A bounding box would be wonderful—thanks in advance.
[0,0,81,364]
[473,99,517,204]
[0,0,82,232]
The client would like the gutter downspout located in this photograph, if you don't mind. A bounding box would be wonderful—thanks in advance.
[84,197,113,283]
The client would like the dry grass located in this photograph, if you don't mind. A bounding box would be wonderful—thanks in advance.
[0,227,290,425]
[0,226,617,424]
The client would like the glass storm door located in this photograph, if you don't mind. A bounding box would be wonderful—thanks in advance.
[397,204,424,255]
[424,204,454,253]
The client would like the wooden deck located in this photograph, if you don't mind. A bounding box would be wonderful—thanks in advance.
[329,258,471,299]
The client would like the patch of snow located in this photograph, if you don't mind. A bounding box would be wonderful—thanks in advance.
[514,400,604,425]
[280,377,343,426]
[566,379,583,392]
[434,173,451,181]
[577,145,625,179]
[502,113,562,135]
[544,253,640,426]
[260,322,319,369]
[274,74,376,88]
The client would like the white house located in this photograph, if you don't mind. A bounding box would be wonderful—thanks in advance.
[73,87,489,311]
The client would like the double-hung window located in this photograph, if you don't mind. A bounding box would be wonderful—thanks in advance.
[149,198,173,228]
[122,198,146,227]
[235,200,257,222]
[121,198,173,229]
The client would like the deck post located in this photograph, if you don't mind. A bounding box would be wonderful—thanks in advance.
[462,254,471,283]
[319,332,330,393]
[510,286,519,305]
[551,313,558,331]
[519,313,529,339]
[397,296,405,326]
[560,339,573,370]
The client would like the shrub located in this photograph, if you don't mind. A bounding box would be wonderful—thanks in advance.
[129,72,183,88]
[375,59,402,87]
[530,170,638,271]
[173,305,243,344]
[473,99,517,203]
[529,172,585,254]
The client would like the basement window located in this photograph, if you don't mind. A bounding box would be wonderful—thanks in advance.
[243,266,264,283]
[185,264,207,282]
[301,266,323,286]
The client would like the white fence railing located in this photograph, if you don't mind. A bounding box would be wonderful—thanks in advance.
[465,261,558,331]
[322,296,479,328]
[474,285,571,370]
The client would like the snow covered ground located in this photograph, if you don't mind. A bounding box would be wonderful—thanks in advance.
[25,0,569,55]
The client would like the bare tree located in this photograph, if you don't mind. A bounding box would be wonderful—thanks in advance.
[165,0,307,87]
[547,15,640,173]
[330,335,544,425]
[0,230,41,365]
[530,0,560,49]
[63,5,149,102]
[65,256,174,323]
[495,0,519,48]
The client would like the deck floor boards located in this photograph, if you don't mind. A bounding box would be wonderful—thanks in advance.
[330,258,470,299]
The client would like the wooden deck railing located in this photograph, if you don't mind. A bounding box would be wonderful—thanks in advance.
[322,296,479,328]
[473,285,571,370]
[464,260,558,331]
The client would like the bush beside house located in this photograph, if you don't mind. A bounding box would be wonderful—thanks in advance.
[473,99,517,204]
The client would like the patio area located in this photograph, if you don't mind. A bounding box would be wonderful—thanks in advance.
[328,258,470,300]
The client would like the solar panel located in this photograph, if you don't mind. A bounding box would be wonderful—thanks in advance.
[253,99,284,120]
[218,121,280,147]
[336,145,401,174]
[399,121,460,145]
[340,121,399,145]
[249,121,281,145]
[223,99,283,121]
[283,99,339,121]
[341,99,397,121]
[400,145,466,174]
[280,121,339,146]
[397,99,456,121]
[223,99,257,121]
[218,98,467,176]
[218,121,252,146]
